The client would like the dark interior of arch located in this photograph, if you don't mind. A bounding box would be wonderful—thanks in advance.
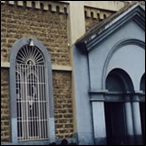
[106,68,134,92]
[140,74,145,92]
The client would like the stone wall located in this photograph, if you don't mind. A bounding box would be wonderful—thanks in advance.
[1,2,70,66]
[1,69,10,142]
[53,71,73,139]
[1,1,73,143]
[1,70,73,143]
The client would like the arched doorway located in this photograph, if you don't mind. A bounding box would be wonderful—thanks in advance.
[140,74,145,144]
[105,69,134,145]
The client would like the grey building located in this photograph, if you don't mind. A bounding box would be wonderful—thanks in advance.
[74,3,145,145]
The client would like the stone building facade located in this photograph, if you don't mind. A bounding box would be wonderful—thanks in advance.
[1,1,72,144]
[1,1,145,145]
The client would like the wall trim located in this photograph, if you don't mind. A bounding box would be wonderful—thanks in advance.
[1,62,10,68]
[1,62,72,71]
[1,1,69,14]
[61,1,125,11]
[84,6,113,20]
[52,65,72,71]
[89,90,145,102]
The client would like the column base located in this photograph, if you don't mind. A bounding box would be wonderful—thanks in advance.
[94,137,107,145]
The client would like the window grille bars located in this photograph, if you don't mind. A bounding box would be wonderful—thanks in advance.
[16,45,48,141]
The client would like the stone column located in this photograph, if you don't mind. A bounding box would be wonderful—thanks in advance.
[92,102,107,145]
[131,95,143,145]
[125,100,134,145]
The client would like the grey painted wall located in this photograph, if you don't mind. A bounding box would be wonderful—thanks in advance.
[89,21,145,91]
[73,17,145,145]
[107,44,145,90]
[73,48,94,145]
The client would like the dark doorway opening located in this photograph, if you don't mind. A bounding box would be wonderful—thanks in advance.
[140,102,145,144]
[140,74,145,144]
[105,102,127,145]
[105,69,134,145]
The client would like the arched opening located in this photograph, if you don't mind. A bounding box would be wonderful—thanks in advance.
[40,3,44,11]
[140,74,145,92]
[91,12,94,18]
[16,44,48,141]
[104,69,134,145]
[84,11,87,18]
[56,6,60,13]
[104,14,107,19]
[140,74,145,144]
[10,38,55,144]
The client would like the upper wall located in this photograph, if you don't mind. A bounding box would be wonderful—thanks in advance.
[1,1,130,60]
[84,7,114,32]
[130,1,145,5]
[84,1,145,32]
[107,44,145,90]
[1,1,70,66]
[88,21,145,90]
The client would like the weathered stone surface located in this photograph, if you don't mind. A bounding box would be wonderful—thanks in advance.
[1,3,70,66]
[85,7,113,32]
[1,3,73,143]
[53,71,73,139]
[1,69,10,142]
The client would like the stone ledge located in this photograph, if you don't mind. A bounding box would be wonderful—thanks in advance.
[1,62,10,68]
[52,65,72,71]
[1,1,69,14]
[1,62,72,72]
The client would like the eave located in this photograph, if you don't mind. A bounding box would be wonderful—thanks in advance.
[75,3,145,53]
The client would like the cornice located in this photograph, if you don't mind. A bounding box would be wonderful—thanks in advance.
[84,6,113,20]
[1,1,69,14]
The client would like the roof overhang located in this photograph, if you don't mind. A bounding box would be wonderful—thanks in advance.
[75,3,145,53]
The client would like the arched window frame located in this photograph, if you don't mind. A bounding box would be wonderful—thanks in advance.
[9,38,55,145]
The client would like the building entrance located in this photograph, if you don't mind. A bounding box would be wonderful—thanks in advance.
[105,69,133,145]
[140,102,145,144]
[105,102,127,145]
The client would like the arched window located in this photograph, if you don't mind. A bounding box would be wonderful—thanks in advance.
[10,38,55,144]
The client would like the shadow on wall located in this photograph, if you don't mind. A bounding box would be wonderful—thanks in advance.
[49,138,141,145]
[49,139,77,145]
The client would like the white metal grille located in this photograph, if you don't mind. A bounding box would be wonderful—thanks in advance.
[16,45,48,141]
